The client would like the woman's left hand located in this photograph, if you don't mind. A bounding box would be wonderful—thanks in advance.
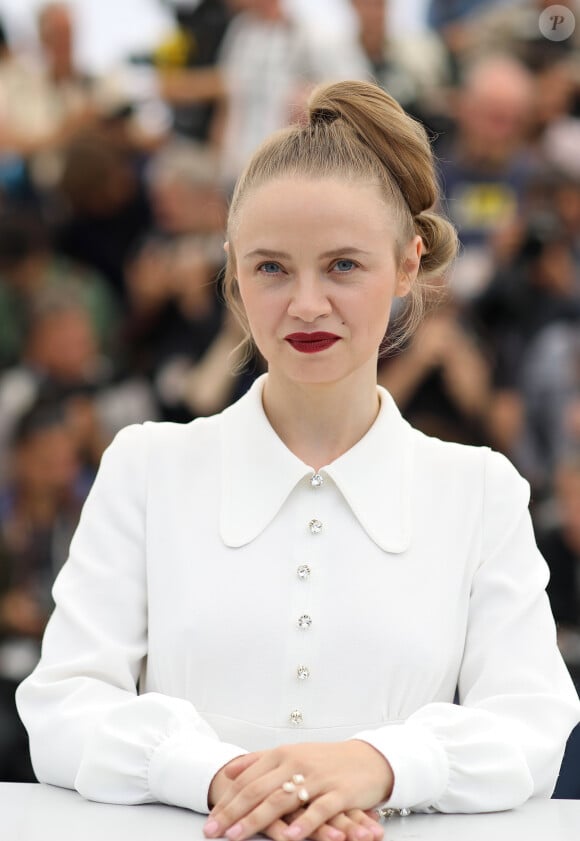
[204,740,394,841]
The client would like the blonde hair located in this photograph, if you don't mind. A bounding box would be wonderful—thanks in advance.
[224,80,457,367]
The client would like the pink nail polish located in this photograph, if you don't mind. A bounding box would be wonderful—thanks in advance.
[204,819,219,836]
[327,828,344,841]
[226,823,243,841]
[285,825,303,840]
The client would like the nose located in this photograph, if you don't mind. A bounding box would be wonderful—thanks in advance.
[287,273,333,322]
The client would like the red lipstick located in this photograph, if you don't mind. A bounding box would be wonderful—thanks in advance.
[284,332,341,354]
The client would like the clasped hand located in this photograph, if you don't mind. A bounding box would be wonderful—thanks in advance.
[204,740,394,841]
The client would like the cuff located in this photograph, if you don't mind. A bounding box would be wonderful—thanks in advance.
[351,722,448,811]
[149,727,248,814]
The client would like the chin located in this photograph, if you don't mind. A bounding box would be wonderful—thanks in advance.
[276,360,354,388]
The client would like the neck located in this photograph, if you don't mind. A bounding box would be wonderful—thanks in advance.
[261,365,380,470]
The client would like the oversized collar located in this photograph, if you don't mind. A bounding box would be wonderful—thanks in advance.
[219,374,414,553]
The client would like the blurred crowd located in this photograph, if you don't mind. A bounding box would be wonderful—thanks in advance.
[0,0,579,785]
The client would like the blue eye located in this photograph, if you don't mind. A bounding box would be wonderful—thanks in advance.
[258,262,281,274]
[334,259,356,272]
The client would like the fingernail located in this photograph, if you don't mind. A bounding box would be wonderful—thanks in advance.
[226,823,243,841]
[285,825,303,840]
[355,830,371,841]
[204,819,219,836]
[327,829,344,841]
[370,825,383,839]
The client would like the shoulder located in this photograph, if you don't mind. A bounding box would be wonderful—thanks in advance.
[109,413,221,453]
[411,427,529,510]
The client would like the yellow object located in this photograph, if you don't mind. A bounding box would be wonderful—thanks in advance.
[154,29,197,68]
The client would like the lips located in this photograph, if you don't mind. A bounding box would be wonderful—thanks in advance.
[284,332,341,354]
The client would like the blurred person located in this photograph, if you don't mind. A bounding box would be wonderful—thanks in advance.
[449,0,580,71]
[516,323,580,493]
[134,0,367,186]
[146,137,227,236]
[122,138,262,419]
[55,128,153,298]
[472,213,580,486]
[536,457,580,637]
[536,454,580,800]
[0,208,119,370]
[123,232,259,420]
[378,294,491,445]
[0,399,88,781]
[38,2,77,85]
[0,2,95,188]
[0,290,157,482]
[0,19,31,199]
[350,0,450,123]
[214,0,368,186]
[438,54,537,299]
[155,0,233,141]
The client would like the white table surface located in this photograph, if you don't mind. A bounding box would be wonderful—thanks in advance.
[2,784,579,841]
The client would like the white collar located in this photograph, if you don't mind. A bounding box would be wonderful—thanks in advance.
[219,374,414,553]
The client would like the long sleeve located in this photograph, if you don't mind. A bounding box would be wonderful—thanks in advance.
[353,449,580,813]
[16,425,247,814]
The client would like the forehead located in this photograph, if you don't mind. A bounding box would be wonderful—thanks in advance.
[233,176,396,246]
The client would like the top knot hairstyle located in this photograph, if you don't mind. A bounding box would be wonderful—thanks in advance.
[224,79,458,363]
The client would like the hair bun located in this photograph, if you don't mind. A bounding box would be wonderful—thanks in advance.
[414,210,458,281]
[309,106,339,126]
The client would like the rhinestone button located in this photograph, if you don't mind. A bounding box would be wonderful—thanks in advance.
[297,614,312,630]
[297,665,310,680]
[310,473,324,488]
[289,710,303,726]
[308,519,323,535]
[297,565,311,581]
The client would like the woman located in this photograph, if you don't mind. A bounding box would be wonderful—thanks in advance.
[16,81,580,841]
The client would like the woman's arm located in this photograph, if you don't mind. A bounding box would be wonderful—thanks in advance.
[16,425,247,814]
[352,449,580,814]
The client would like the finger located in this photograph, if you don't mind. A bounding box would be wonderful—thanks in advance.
[326,812,377,841]
[286,808,347,841]
[224,753,263,780]
[283,792,347,841]
[209,754,275,819]
[338,810,383,841]
[210,768,296,839]
[221,777,321,841]
[213,750,276,807]
[265,814,345,841]
[265,817,299,841]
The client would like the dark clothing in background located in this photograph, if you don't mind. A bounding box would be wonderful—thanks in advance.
[538,528,580,629]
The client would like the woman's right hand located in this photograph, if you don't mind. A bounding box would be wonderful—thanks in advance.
[208,758,383,841]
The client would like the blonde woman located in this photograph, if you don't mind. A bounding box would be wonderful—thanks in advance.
[17,81,580,841]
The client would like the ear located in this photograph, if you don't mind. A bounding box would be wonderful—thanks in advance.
[396,235,422,296]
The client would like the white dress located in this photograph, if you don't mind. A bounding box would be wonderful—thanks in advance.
[16,374,580,814]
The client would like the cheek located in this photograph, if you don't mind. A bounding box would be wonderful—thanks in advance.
[237,283,279,336]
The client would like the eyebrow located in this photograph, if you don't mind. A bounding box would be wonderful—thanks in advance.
[242,247,372,261]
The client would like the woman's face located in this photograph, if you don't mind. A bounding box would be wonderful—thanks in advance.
[230,176,420,387]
